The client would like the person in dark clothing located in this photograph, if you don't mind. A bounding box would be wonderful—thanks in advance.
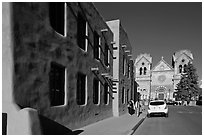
[127,100,135,115]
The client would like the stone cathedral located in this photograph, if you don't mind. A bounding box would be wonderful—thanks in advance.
[134,50,193,102]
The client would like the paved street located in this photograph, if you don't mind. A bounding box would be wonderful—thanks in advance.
[134,106,202,135]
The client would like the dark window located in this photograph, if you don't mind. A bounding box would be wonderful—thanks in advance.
[127,63,130,78]
[49,62,65,106]
[104,83,109,104]
[77,72,86,105]
[144,67,147,75]
[93,78,99,104]
[122,87,125,104]
[104,43,109,66]
[142,62,144,65]
[179,65,182,73]
[182,59,185,62]
[123,55,126,75]
[183,64,187,73]
[49,2,65,36]
[2,113,7,135]
[139,67,143,75]
[77,13,86,50]
[150,101,165,105]
[126,89,129,103]
[94,31,100,59]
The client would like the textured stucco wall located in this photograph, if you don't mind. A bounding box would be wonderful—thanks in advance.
[106,20,120,117]
[118,22,133,115]
[106,19,134,116]
[2,2,14,114]
[3,3,42,134]
[12,2,113,130]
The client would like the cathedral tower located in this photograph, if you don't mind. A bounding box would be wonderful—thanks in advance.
[134,54,152,104]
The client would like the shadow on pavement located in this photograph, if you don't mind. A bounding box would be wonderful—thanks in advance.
[39,114,84,135]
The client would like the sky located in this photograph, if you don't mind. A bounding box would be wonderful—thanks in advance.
[94,2,202,81]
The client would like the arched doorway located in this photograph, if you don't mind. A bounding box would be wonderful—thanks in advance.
[156,86,167,100]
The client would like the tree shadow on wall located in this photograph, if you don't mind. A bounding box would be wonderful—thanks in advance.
[39,114,84,135]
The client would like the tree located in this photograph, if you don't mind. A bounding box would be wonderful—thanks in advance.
[176,62,199,101]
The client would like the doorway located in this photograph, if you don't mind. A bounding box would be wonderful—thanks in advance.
[158,93,164,100]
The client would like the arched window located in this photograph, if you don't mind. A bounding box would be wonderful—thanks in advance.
[77,12,87,51]
[183,64,187,73]
[139,67,143,75]
[144,67,147,75]
[179,65,182,73]
[49,2,66,36]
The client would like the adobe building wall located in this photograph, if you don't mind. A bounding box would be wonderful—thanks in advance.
[107,20,134,116]
[106,20,120,117]
[11,2,113,130]
[3,3,41,134]
[118,22,133,115]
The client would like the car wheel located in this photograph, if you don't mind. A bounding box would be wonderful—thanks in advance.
[165,113,168,117]
[147,114,150,118]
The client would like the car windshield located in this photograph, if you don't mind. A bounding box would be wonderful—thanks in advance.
[150,101,164,105]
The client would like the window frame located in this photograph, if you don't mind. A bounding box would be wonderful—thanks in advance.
[49,62,67,107]
[126,89,129,104]
[127,63,130,78]
[144,67,147,75]
[76,72,87,106]
[139,67,143,75]
[123,55,126,75]
[183,64,187,73]
[94,31,100,60]
[104,82,109,105]
[104,43,109,67]
[93,77,100,105]
[77,13,88,52]
[122,87,125,104]
[49,2,67,37]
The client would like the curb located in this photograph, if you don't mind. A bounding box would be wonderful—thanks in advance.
[128,115,146,135]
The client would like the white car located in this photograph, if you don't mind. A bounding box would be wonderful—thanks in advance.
[147,100,168,117]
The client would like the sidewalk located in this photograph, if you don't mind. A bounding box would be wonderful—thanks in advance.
[78,107,147,135]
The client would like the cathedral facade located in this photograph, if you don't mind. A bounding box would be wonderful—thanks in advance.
[134,50,193,102]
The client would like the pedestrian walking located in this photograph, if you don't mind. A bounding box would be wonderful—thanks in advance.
[127,100,135,115]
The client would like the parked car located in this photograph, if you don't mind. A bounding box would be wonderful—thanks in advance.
[166,101,178,105]
[147,100,168,117]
